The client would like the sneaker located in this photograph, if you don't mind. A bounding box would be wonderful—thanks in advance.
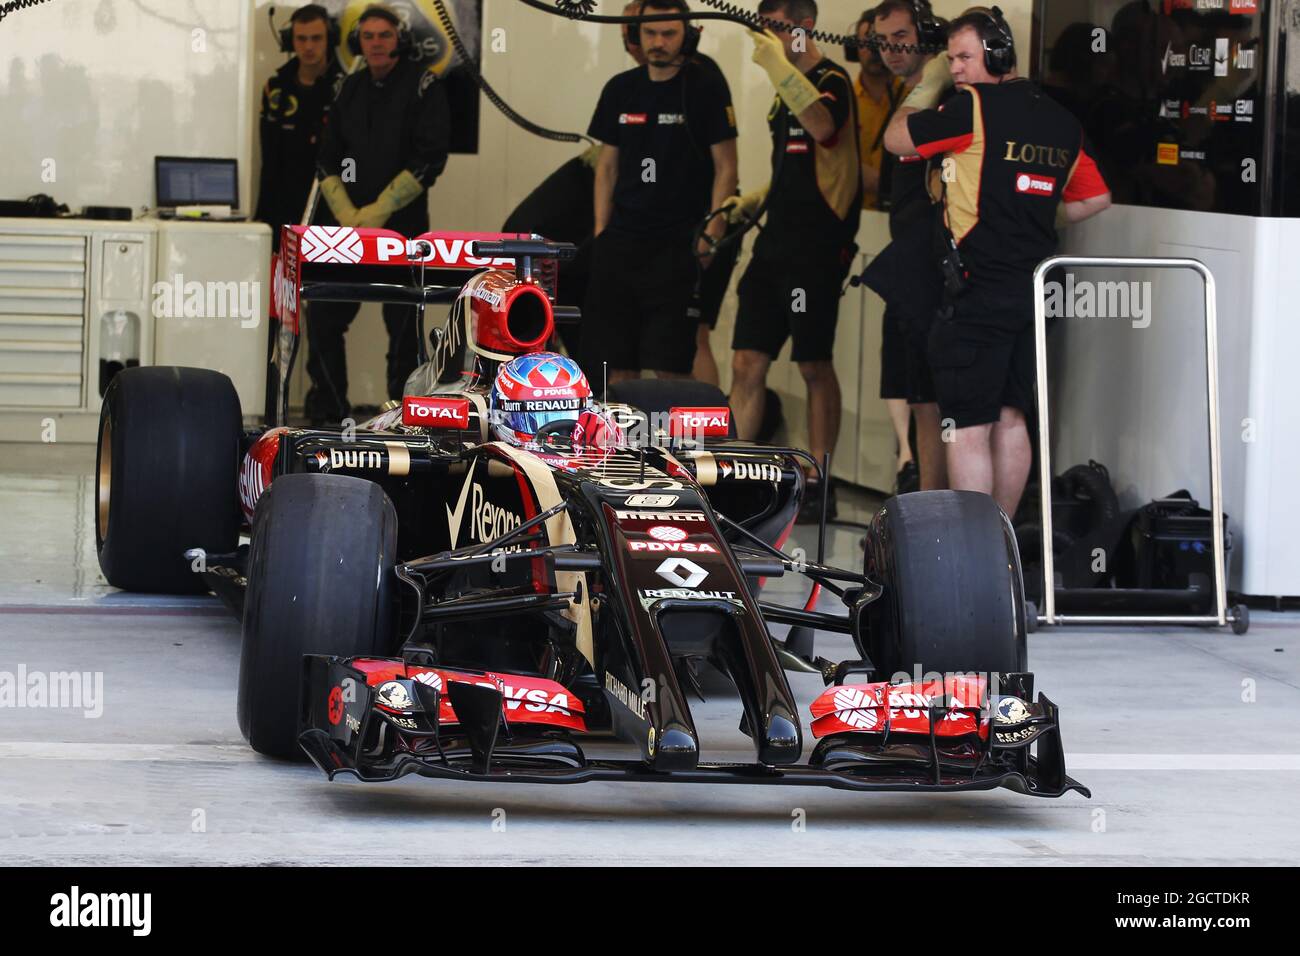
[895,460,920,496]
[796,479,838,525]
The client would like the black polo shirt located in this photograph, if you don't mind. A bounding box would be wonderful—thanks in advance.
[751,58,861,266]
[588,55,736,239]
[907,78,1108,292]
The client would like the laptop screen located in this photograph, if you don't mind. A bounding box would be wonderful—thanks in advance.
[155,157,239,208]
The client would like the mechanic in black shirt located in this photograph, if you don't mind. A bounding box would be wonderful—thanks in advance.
[254,4,343,250]
[885,7,1111,517]
[582,0,738,385]
[869,0,949,493]
[726,0,861,517]
[308,3,451,424]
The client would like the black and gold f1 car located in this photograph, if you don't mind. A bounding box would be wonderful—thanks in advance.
[94,227,1087,799]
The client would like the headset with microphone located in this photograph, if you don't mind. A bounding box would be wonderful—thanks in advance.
[974,5,1016,76]
[850,0,946,58]
[626,0,702,61]
[271,5,341,55]
[346,7,416,58]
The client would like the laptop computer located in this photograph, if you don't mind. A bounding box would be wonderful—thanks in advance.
[154,156,246,220]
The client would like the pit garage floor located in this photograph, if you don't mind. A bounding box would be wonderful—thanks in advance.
[1,443,1297,867]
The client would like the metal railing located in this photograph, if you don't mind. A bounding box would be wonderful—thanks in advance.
[1032,255,1237,629]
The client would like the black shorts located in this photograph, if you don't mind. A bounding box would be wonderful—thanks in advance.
[903,310,936,405]
[582,229,698,374]
[880,305,907,399]
[689,233,742,330]
[927,287,1035,429]
[733,254,850,363]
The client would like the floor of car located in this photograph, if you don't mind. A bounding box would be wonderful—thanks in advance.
[1,442,1297,865]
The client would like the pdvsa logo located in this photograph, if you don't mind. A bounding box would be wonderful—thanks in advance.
[1015,173,1056,196]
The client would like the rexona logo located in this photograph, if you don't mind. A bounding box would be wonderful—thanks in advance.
[1015,173,1057,196]
[669,406,730,437]
[445,459,523,549]
[1161,43,1187,73]
[403,396,470,428]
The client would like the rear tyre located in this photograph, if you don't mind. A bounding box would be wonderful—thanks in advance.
[96,366,242,594]
[237,474,398,759]
[863,490,1028,679]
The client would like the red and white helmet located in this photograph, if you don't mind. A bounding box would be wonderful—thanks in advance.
[489,352,592,446]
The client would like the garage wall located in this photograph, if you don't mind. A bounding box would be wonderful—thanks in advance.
[267,0,1034,491]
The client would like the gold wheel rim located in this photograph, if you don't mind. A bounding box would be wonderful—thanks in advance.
[97,416,111,541]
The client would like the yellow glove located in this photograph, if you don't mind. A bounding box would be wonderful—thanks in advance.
[722,188,768,224]
[901,53,953,112]
[320,176,359,227]
[578,143,602,169]
[749,29,820,116]
[353,169,425,229]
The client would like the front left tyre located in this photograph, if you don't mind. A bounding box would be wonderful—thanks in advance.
[237,473,398,759]
[95,366,242,594]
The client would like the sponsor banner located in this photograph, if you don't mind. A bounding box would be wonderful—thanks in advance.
[628,541,718,553]
[619,113,648,124]
[403,395,471,428]
[718,460,782,481]
[668,406,730,437]
[615,509,706,522]
[285,227,521,269]
[357,665,587,733]
[1157,143,1180,165]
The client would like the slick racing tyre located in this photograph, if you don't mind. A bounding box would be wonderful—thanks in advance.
[238,474,398,759]
[96,366,242,594]
[862,490,1028,680]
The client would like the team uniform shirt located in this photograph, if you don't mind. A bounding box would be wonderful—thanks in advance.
[753,58,862,266]
[906,78,1109,293]
[855,73,902,211]
[315,58,451,235]
[587,56,737,239]
[255,58,344,243]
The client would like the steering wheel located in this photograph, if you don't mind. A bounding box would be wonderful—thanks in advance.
[533,417,580,448]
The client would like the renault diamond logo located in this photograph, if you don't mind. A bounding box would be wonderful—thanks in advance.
[655,557,708,589]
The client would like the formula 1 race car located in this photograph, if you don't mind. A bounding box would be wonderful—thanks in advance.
[94,225,1088,799]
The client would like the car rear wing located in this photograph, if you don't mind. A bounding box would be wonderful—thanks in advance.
[266,226,574,425]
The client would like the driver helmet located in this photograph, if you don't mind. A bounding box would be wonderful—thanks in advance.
[489,352,592,446]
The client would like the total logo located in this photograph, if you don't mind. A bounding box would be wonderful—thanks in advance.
[403,395,470,428]
[1230,1,1258,12]
[655,557,709,589]
[1014,173,1056,196]
[719,460,781,481]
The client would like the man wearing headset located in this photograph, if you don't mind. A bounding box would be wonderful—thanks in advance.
[884,6,1111,518]
[255,4,344,252]
[728,0,861,520]
[307,2,451,425]
[583,0,739,385]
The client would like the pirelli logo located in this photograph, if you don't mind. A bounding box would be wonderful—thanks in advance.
[1014,173,1056,196]
[619,113,648,124]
